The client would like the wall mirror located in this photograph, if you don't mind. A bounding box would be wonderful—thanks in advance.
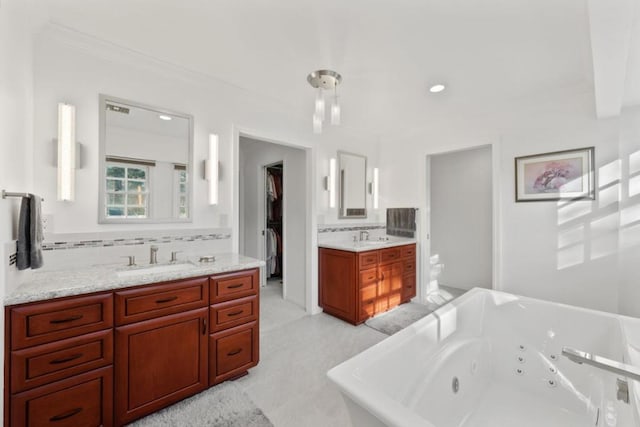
[338,151,367,219]
[98,95,193,223]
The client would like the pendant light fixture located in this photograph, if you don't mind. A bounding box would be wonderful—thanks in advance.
[307,70,342,134]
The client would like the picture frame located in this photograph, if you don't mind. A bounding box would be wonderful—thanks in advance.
[515,147,595,202]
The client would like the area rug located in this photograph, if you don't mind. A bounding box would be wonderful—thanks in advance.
[129,381,274,427]
[365,302,435,336]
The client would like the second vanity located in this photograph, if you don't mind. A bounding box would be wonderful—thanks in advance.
[4,254,262,427]
[319,238,417,325]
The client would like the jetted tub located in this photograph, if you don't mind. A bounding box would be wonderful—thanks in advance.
[328,288,640,427]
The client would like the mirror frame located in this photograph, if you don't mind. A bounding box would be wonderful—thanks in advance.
[98,94,194,224]
[337,150,368,219]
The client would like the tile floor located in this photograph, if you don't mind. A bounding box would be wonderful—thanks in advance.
[235,281,388,426]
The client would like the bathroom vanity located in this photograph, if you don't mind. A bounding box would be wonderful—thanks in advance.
[3,254,262,427]
[319,240,416,325]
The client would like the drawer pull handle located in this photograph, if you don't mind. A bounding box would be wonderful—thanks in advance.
[227,310,244,317]
[155,296,178,304]
[367,276,375,280]
[50,315,83,324]
[366,300,374,305]
[50,408,82,422]
[49,353,83,365]
[227,349,242,356]
[227,283,244,289]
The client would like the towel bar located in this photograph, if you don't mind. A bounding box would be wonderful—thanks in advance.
[1,190,45,202]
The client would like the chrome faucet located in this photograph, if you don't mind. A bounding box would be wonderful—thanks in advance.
[359,230,370,241]
[150,245,159,264]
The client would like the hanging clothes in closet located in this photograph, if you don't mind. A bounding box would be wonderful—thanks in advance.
[266,166,283,279]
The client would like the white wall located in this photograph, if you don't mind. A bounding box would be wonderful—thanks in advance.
[0,0,47,421]
[429,145,492,290]
[380,90,638,314]
[239,137,306,308]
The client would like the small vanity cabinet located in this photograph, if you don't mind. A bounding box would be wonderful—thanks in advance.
[4,267,260,427]
[319,244,416,325]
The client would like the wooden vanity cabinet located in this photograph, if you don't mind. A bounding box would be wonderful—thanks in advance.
[320,244,417,325]
[5,267,261,427]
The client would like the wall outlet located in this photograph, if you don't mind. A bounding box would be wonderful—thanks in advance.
[42,214,54,234]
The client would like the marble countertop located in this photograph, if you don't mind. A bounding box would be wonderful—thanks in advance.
[6,253,265,306]
[318,237,416,253]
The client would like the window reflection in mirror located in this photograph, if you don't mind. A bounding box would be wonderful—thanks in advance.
[99,95,193,223]
[338,151,367,219]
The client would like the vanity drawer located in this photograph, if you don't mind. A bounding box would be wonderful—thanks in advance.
[115,277,208,325]
[379,247,401,264]
[403,274,416,301]
[403,259,416,275]
[401,244,416,259]
[210,296,258,333]
[210,269,259,303]
[359,268,378,288]
[11,329,113,394]
[209,322,258,385]
[11,366,113,427]
[358,251,379,270]
[10,293,113,350]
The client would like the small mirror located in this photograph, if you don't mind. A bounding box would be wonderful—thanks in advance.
[99,95,193,223]
[338,151,367,219]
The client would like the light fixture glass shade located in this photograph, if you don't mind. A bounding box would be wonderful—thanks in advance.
[207,134,219,205]
[329,158,336,208]
[57,103,76,201]
[373,167,379,209]
[331,96,341,125]
[313,113,323,134]
[315,87,325,119]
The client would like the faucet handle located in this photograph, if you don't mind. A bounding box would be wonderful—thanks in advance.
[170,251,181,262]
[121,255,136,266]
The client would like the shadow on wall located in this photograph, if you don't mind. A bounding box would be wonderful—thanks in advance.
[556,151,640,270]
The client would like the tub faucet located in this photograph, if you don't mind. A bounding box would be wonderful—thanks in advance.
[359,231,369,241]
[150,246,159,264]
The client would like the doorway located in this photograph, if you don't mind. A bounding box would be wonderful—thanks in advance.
[238,136,307,308]
[426,145,493,302]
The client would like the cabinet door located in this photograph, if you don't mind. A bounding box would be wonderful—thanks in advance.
[402,274,417,302]
[115,308,208,425]
[319,249,356,323]
[377,262,403,313]
[209,322,259,385]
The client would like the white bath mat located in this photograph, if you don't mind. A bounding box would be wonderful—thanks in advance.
[365,302,434,335]
[129,381,274,427]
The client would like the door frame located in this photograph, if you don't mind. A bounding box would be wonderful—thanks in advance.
[233,125,319,314]
[423,142,502,297]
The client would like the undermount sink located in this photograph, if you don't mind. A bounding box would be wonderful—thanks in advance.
[116,262,196,278]
[359,240,392,246]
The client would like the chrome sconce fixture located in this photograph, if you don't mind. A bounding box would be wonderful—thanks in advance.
[368,167,379,209]
[307,70,342,134]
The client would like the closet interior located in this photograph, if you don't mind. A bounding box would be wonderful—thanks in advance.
[266,163,283,282]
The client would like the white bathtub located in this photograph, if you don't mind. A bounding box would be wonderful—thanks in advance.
[328,288,640,427]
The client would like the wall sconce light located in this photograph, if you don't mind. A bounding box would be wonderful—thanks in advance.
[57,103,76,201]
[323,158,336,208]
[205,134,219,205]
[369,167,379,209]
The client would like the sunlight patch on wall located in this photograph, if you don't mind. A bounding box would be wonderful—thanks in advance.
[621,204,640,227]
[629,174,640,197]
[558,224,584,248]
[620,222,640,249]
[599,183,621,208]
[557,201,592,225]
[629,151,640,175]
[590,233,618,260]
[557,244,584,269]
[598,159,621,187]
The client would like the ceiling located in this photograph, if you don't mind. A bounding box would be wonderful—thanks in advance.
[39,0,606,137]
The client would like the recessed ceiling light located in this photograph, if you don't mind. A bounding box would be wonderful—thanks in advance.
[158,115,172,121]
[429,84,446,93]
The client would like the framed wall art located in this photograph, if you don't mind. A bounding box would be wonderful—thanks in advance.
[515,147,595,202]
